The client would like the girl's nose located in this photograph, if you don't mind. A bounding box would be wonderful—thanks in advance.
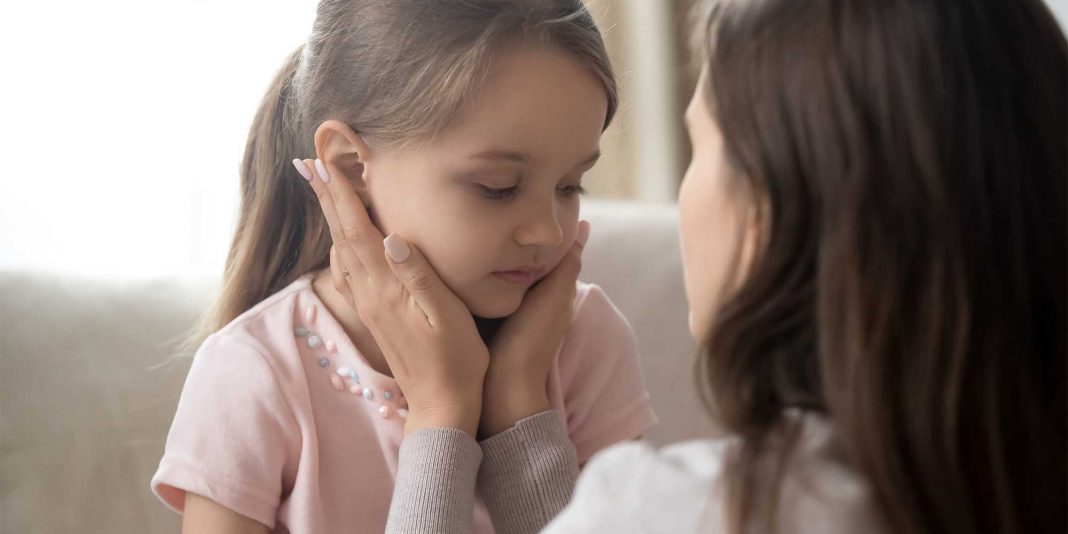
[514,205,564,248]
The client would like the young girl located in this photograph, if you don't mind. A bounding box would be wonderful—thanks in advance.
[150,1,657,532]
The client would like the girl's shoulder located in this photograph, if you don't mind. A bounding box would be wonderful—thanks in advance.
[215,273,316,341]
[568,281,633,338]
[198,273,321,386]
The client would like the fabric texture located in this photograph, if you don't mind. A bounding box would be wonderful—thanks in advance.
[149,272,657,532]
[383,410,880,534]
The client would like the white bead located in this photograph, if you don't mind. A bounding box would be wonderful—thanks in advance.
[307,335,322,349]
[362,388,374,401]
[383,391,393,401]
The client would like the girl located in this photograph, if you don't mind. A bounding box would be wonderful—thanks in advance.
[324,0,1067,532]
[150,1,657,532]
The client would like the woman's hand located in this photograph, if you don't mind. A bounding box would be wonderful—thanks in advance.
[298,158,489,437]
[478,221,590,439]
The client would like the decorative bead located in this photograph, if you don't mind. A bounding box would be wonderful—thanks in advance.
[330,374,345,391]
[362,388,374,401]
[338,366,355,379]
[383,390,394,401]
[397,409,409,419]
[307,335,322,349]
[325,340,337,353]
[378,405,394,419]
[318,356,330,368]
[305,305,317,324]
[350,384,362,394]
[294,325,310,337]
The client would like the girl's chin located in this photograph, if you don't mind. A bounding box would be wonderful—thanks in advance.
[463,291,525,319]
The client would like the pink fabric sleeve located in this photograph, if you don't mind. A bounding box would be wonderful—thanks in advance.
[151,332,299,529]
[560,285,658,465]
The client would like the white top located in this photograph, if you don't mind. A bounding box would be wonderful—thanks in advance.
[544,411,882,533]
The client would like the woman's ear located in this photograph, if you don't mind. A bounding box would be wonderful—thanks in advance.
[313,119,374,206]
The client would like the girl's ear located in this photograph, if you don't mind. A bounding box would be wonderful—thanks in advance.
[313,119,374,207]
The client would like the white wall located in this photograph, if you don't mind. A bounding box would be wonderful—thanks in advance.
[0,1,317,280]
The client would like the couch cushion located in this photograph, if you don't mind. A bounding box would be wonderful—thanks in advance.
[0,200,717,533]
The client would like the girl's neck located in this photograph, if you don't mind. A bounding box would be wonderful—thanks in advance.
[309,269,393,378]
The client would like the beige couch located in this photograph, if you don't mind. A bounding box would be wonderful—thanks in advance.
[0,200,715,533]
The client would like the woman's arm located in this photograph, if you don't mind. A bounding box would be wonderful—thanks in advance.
[385,409,579,534]
[182,493,269,534]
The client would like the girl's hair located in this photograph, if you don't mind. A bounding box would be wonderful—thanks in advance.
[179,0,616,356]
[692,0,1066,532]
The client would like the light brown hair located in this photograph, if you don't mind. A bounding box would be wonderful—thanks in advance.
[178,0,617,357]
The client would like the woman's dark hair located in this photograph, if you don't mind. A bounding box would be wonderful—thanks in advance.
[693,0,1066,532]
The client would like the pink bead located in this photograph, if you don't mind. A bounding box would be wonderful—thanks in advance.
[378,405,394,419]
[330,374,345,391]
[349,384,362,394]
[326,340,337,353]
[305,305,317,324]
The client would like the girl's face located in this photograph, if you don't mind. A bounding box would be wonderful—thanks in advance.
[678,71,757,340]
[364,44,608,318]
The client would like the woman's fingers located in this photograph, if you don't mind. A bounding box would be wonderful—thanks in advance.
[382,233,463,328]
[299,158,368,282]
[330,245,356,308]
[314,159,393,281]
[299,158,391,282]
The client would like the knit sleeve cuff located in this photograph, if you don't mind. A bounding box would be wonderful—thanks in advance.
[477,410,579,534]
[386,427,483,533]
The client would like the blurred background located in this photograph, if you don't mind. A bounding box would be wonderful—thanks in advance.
[0,0,1065,279]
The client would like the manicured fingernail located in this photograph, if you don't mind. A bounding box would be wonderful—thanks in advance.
[314,159,332,184]
[384,234,411,263]
[292,159,312,181]
[577,220,591,247]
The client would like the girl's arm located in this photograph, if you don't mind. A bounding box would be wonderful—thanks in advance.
[182,493,269,534]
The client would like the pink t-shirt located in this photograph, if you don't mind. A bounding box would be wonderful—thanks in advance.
[151,272,657,533]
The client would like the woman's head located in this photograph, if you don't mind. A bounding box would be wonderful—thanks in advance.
[681,0,1066,531]
[192,0,615,340]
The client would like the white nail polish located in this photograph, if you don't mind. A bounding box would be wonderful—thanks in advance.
[314,159,332,184]
[292,159,312,181]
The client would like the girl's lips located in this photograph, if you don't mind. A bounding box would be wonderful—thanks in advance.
[492,269,545,285]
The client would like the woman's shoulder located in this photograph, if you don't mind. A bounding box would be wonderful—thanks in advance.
[548,412,880,533]
[545,437,733,533]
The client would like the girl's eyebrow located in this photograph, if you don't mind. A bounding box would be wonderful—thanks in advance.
[468,149,601,169]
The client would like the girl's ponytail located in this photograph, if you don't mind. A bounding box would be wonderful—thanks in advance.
[180,46,330,355]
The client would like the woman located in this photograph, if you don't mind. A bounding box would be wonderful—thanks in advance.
[307,0,1066,532]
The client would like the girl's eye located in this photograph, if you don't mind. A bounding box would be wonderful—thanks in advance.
[557,184,587,197]
[476,184,518,200]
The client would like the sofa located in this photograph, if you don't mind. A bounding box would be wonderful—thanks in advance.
[0,200,717,533]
